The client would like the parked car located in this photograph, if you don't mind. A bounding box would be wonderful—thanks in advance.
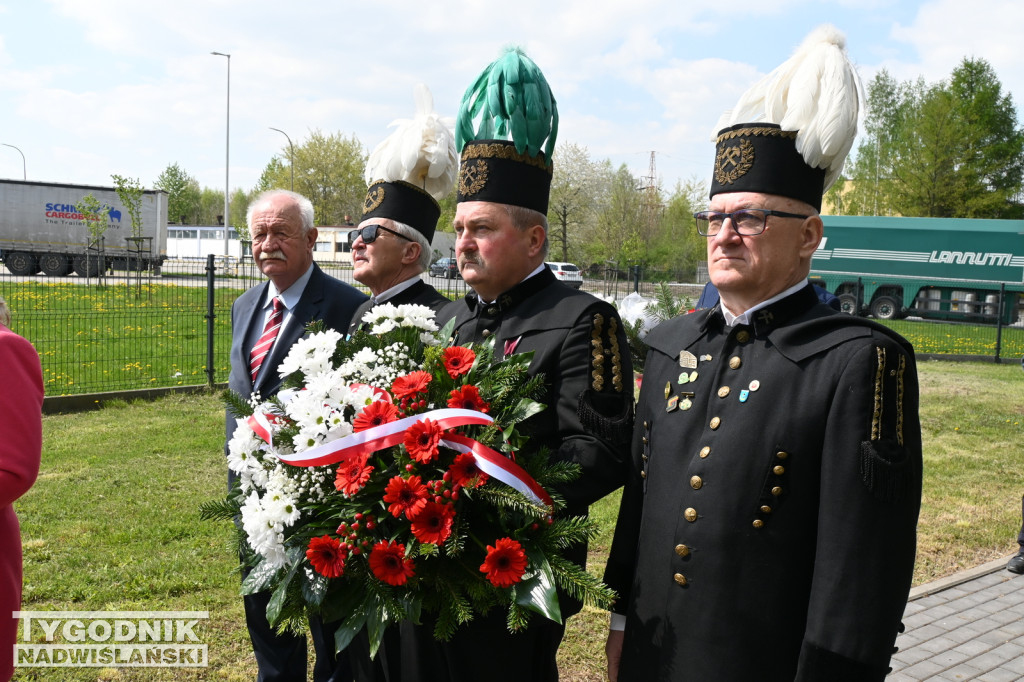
[429,257,460,279]
[546,262,583,289]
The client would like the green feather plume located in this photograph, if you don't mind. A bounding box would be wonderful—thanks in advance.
[456,47,558,163]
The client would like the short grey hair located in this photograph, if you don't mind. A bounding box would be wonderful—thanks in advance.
[503,204,549,257]
[388,220,433,272]
[0,295,9,327]
[246,190,315,234]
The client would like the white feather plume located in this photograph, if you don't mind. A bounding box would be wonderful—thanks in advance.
[364,84,458,200]
[712,24,861,190]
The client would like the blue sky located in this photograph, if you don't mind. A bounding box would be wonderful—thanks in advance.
[0,0,1019,202]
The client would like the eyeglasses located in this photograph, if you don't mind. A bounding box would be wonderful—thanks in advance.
[693,209,810,236]
[348,224,413,245]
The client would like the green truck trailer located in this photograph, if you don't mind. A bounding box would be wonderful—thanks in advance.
[812,215,1024,324]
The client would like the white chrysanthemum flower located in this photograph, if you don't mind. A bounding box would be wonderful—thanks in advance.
[227,423,264,474]
[370,318,398,335]
[278,329,342,379]
[395,304,438,332]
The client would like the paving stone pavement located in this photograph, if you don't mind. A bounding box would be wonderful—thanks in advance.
[889,555,1024,681]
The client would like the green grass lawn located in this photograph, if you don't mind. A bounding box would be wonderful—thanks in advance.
[1,278,1021,399]
[11,360,1024,681]
[3,281,246,396]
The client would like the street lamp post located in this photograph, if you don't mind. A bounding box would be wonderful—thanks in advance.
[1,143,26,180]
[269,127,295,191]
[211,51,231,256]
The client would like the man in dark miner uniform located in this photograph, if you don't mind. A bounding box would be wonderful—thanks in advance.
[392,48,635,682]
[604,26,922,682]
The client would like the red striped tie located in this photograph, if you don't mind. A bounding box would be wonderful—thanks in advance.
[249,296,285,382]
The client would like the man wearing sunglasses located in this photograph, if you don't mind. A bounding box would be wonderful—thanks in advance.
[604,27,922,682]
[228,189,367,682]
[346,179,449,336]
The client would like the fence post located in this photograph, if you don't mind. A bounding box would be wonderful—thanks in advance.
[205,254,217,387]
[994,283,1005,363]
[632,265,640,294]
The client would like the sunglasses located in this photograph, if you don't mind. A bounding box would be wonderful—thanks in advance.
[348,224,412,245]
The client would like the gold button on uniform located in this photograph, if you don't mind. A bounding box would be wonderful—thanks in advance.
[690,475,703,490]
[776,450,788,459]
[709,416,721,430]
[684,507,697,522]
[700,446,711,458]
[771,486,782,496]
[729,356,742,370]
[736,330,751,343]
[752,519,764,529]
[773,465,785,475]
[760,505,772,513]
[641,454,649,462]
[642,436,649,444]
[673,573,688,586]
[640,470,647,479]
[675,544,690,558]
[481,329,492,338]
[717,386,730,398]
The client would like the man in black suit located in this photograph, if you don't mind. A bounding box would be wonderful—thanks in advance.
[347,179,449,335]
[227,189,366,682]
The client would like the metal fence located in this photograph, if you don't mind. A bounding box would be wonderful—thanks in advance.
[0,258,1020,398]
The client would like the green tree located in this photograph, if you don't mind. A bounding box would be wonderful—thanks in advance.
[111,174,144,238]
[257,129,366,225]
[947,58,1024,217]
[843,60,1024,218]
[77,193,110,282]
[154,163,202,224]
[649,179,706,279]
[588,163,642,268]
[548,143,603,263]
[199,187,225,225]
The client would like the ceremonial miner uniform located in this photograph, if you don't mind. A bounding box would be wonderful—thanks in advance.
[603,26,922,682]
[604,284,921,680]
[396,49,633,682]
[441,266,633,522]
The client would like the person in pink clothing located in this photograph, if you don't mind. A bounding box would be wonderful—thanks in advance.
[0,295,42,681]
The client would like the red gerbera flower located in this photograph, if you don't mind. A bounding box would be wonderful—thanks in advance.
[306,535,346,578]
[383,475,429,518]
[409,501,455,546]
[479,537,528,588]
[443,347,476,378]
[449,453,489,490]
[447,384,489,413]
[368,540,415,586]
[334,454,374,496]
[405,418,442,464]
[353,400,400,432]
[392,371,432,400]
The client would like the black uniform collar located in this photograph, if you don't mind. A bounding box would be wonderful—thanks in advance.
[701,283,820,337]
[464,266,557,315]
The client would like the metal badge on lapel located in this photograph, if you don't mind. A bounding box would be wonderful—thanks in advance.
[679,351,698,369]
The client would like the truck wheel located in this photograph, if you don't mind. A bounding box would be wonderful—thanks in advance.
[838,294,858,315]
[5,251,39,276]
[72,255,102,277]
[871,296,900,320]
[39,253,71,277]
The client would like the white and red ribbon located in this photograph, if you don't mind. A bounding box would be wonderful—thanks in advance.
[253,405,553,508]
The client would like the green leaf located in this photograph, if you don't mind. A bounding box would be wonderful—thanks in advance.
[513,550,561,624]
[240,559,281,595]
[301,566,329,606]
[266,556,302,626]
[333,611,368,654]
[366,599,386,658]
